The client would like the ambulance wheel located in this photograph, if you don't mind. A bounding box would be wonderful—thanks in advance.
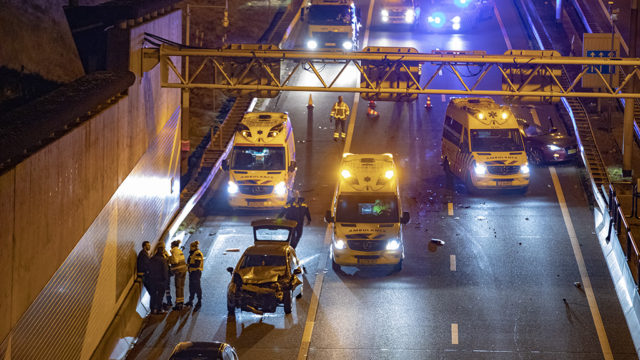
[393,259,403,272]
[332,259,341,272]
[465,173,477,195]
[530,149,545,166]
[227,300,235,316]
[442,158,452,174]
[283,291,293,314]
[518,185,529,194]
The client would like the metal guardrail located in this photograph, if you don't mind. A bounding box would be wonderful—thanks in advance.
[605,183,640,287]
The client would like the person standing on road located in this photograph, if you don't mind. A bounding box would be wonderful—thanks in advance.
[160,244,173,310]
[136,241,151,293]
[330,95,350,141]
[148,244,169,315]
[170,240,188,311]
[278,191,311,248]
[185,241,204,311]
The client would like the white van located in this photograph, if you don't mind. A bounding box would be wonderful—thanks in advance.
[222,112,296,209]
[441,98,529,192]
[324,153,410,272]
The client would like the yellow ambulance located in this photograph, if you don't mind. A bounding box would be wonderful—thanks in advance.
[222,112,296,209]
[324,153,410,272]
[441,97,529,193]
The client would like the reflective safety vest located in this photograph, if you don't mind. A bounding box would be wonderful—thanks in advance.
[331,102,350,119]
[188,249,204,272]
[170,247,187,273]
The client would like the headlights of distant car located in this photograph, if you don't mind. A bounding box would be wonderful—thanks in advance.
[474,162,487,175]
[386,238,401,251]
[342,40,353,50]
[452,22,461,30]
[306,40,318,50]
[405,9,415,23]
[381,9,389,17]
[520,164,530,174]
[546,144,562,151]
[228,181,238,194]
[274,181,286,196]
[335,239,346,250]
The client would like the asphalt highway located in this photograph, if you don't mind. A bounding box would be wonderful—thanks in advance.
[126,0,637,359]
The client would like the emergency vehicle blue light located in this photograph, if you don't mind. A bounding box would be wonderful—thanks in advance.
[454,0,471,8]
[427,12,446,28]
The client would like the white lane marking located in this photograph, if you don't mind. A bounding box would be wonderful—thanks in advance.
[530,107,542,127]
[448,202,454,216]
[451,323,459,344]
[297,226,332,360]
[494,4,512,50]
[549,167,613,359]
[298,2,376,358]
[441,94,446,102]
[450,255,456,271]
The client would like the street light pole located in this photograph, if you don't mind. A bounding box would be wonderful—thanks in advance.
[623,0,638,177]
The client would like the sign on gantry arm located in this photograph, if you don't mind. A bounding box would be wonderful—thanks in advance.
[582,33,621,89]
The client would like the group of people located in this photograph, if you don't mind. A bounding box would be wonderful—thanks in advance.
[136,239,204,315]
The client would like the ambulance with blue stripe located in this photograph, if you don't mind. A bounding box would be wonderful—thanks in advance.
[324,153,410,272]
[222,112,296,209]
[441,98,529,192]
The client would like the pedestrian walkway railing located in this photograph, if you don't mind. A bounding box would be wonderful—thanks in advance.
[605,183,640,289]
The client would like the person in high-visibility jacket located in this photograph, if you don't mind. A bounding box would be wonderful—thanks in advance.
[185,241,204,310]
[330,96,350,141]
[170,240,188,310]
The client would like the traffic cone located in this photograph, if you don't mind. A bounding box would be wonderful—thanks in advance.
[425,96,432,110]
[307,94,314,110]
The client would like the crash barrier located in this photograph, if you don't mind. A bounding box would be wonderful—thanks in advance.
[606,184,640,284]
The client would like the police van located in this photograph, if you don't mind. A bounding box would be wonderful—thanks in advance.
[222,112,296,209]
[324,153,410,272]
[304,0,360,51]
[441,97,529,192]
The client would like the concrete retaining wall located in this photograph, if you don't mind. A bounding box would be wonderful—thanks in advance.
[0,9,182,360]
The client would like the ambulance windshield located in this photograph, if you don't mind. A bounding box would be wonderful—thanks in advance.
[470,128,524,152]
[309,5,351,25]
[231,146,286,170]
[336,194,398,223]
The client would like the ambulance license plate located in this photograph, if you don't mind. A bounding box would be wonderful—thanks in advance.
[247,201,265,207]
[358,258,377,265]
[326,42,336,46]
[568,149,577,154]
[496,180,512,186]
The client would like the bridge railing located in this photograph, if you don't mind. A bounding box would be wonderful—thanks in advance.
[606,183,640,288]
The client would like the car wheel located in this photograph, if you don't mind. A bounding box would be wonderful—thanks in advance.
[531,149,545,166]
[332,259,341,272]
[283,290,293,314]
[393,259,403,272]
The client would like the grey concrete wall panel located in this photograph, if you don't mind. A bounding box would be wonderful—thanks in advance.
[0,9,182,360]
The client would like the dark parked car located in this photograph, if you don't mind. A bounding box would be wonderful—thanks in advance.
[226,219,304,316]
[518,119,578,165]
[169,341,238,360]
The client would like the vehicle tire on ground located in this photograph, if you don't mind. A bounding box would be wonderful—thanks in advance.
[283,290,293,314]
[393,259,403,272]
[332,259,341,272]
[442,157,451,174]
[465,173,477,195]
[530,149,545,166]
[227,300,235,316]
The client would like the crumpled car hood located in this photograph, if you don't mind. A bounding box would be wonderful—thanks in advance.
[237,266,287,284]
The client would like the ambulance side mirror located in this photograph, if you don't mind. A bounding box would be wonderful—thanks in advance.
[324,210,334,223]
[226,267,234,275]
[222,159,229,171]
[400,212,410,224]
[289,161,297,172]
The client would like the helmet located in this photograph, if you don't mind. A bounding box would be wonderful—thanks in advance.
[171,240,181,248]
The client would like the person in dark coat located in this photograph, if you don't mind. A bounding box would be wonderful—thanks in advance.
[136,241,151,292]
[148,243,169,315]
[278,191,311,248]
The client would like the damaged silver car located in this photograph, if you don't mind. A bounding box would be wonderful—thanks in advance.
[226,219,304,316]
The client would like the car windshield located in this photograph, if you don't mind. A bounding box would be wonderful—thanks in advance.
[255,228,291,241]
[309,5,351,25]
[230,146,285,170]
[240,254,287,268]
[336,194,399,223]
[470,128,524,152]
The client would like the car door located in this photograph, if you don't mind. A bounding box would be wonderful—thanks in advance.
[289,249,303,291]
